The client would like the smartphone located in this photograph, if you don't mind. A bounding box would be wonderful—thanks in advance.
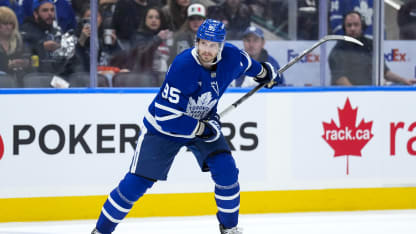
[82,18,91,27]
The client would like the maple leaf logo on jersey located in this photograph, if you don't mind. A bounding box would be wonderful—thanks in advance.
[186,92,218,119]
[0,134,4,160]
[322,98,374,175]
[354,1,373,26]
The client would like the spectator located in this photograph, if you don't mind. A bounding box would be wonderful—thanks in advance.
[207,0,252,40]
[0,6,29,78]
[65,6,122,77]
[98,0,118,29]
[397,0,416,40]
[162,0,190,31]
[0,0,24,24]
[246,0,272,23]
[71,0,89,17]
[297,0,319,40]
[22,0,77,33]
[328,11,416,86]
[230,26,285,87]
[112,7,171,85]
[329,0,374,38]
[20,0,67,74]
[129,7,171,48]
[111,0,163,40]
[168,2,206,65]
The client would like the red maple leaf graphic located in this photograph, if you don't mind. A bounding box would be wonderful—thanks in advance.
[322,98,374,175]
[0,134,4,160]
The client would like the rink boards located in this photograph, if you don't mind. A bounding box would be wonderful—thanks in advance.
[1,87,416,222]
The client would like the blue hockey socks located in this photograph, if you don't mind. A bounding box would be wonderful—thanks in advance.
[206,153,240,229]
[95,173,154,234]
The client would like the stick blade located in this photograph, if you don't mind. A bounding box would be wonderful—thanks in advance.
[342,35,364,46]
[323,35,364,46]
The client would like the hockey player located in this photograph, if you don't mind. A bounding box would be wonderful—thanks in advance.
[91,19,280,234]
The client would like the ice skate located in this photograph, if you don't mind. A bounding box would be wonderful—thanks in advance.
[219,224,243,234]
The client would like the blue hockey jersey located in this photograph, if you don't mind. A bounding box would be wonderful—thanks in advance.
[143,43,262,142]
[329,0,373,37]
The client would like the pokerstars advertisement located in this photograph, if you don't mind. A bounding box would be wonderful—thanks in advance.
[0,92,267,198]
[291,92,416,189]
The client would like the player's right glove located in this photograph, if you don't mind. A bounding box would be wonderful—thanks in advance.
[195,117,221,143]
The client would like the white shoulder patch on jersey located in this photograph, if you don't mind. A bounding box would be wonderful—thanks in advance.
[186,92,218,120]
[241,50,252,73]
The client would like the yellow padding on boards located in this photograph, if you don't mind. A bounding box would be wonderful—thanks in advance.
[1,187,416,223]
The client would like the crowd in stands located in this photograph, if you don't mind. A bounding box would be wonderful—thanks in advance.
[0,0,415,88]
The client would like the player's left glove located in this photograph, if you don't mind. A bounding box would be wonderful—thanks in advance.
[195,114,221,142]
[254,62,281,88]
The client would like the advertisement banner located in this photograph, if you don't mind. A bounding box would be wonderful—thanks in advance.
[290,92,416,188]
[1,90,416,199]
[0,92,267,198]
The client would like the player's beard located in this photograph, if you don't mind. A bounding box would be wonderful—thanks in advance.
[199,51,216,64]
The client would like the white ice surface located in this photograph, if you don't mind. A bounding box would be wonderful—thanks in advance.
[0,210,416,234]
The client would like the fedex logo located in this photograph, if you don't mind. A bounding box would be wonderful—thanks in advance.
[384,49,407,62]
[287,49,319,63]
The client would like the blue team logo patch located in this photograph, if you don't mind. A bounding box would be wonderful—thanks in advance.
[186,92,218,119]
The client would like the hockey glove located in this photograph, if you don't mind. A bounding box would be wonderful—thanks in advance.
[208,113,220,124]
[196,118,221,143]
[254,62,281,88]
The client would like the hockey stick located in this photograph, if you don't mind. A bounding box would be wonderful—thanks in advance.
[219,35,363,118]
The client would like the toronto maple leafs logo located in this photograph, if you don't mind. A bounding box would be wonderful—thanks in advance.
[322,98,374,175]
[354,1,373,26]
[186,92,218,119]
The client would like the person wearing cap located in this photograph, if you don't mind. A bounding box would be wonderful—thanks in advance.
[20,0,65,74]
[21,0,76,33]
[231,25,285,87]
[167,2,206,65]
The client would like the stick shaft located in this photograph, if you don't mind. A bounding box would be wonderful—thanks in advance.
[219,35,362,118]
